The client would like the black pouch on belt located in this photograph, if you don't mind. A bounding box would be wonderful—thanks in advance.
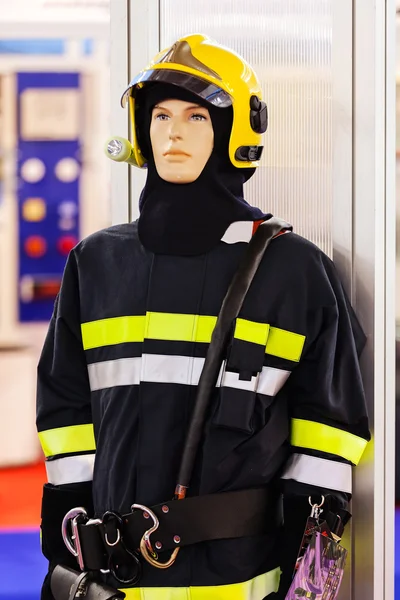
[50,565,125,600]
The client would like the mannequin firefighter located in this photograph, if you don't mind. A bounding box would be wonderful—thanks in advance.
[36,34,370,600]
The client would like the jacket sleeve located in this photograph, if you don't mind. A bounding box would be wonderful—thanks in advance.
[275,252,370,597]
[36,250,95,598]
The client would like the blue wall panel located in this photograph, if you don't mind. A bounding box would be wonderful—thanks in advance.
[17,72,81,322]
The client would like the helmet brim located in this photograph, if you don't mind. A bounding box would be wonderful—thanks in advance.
[121,68,232,109]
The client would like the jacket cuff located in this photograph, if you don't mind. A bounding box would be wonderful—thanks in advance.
[40,481,93,567]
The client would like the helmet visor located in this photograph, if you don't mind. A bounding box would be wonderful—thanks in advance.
[121,69,232,109]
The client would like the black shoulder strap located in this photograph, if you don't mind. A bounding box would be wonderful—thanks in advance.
[175,217,292,495]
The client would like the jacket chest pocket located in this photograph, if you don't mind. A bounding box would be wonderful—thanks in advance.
[213,319,270,434]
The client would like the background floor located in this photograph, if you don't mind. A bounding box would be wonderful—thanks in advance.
[1,462,399,599]
[0,462,47,600]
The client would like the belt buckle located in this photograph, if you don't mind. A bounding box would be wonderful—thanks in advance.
[61,507,88,570]
[132,503,180,569]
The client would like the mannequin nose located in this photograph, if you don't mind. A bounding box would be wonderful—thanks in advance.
[169,121,183,141]
[169,131,182,141]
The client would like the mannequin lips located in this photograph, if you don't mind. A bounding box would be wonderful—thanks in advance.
[163,150,191,163]
[163,149,191,158]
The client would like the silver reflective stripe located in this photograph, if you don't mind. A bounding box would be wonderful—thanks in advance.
[45,453,95,485]
[281,453,352,493]
[258,366,290,395]
[88,355,290,396]
[221,366,290,395]
[88,355,206,391]
[141,353,206,386]
[222,369,258,392]
[88,357,141,391]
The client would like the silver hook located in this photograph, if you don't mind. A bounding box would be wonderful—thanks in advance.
[61,507,88,570]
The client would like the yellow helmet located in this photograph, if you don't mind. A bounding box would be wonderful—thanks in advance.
[121,33,268,169]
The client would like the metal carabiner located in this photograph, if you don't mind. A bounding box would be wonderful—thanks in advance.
[132,503,180,569]
[61,507,88,570]
[108,549,142,585]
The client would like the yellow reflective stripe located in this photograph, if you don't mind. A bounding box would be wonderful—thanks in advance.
[235,318,270,346]
[291,418,368,465]
[146,312,194,341]
[120,567,280,599]
[266,327,305,362]
[81,313,304,362]
[146,313,217,343]
[81,314,218,349]
[195,315,218,343]
[38,424,96,458]
[234,320,305,362]
[81,316,145,350]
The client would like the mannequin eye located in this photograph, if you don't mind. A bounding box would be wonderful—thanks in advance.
[190,113,207,121]
[154,113,170,121]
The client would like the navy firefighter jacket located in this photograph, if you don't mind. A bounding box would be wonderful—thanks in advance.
[36,218,370,590]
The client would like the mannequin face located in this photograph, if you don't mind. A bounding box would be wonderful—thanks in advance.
[150,98,214,184]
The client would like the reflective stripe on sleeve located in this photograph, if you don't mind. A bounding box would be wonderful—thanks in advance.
[258,366,290,395]
[38,424,96,458]
[87,354,290,396]
[45,453,95,485]
[121,567,280,599]
[88,357,141,390]
[291,418,368,465]
[266,327,305,362]
[281,452,352,493]
[81,316,145,350]
[81,313,304,362]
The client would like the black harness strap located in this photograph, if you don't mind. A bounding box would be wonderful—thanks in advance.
[78,487,282,571]
[175,217,291,496]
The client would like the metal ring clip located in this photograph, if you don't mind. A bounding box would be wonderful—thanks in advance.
[102,511,123,547]
[132,503,180,569]
[105,529,121,547]
[308,495,325,520]
[61,507,88,570]
[308,495,325,509]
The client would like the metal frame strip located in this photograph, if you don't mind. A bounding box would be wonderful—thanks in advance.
[110,0,131,225]
[352,1,396,598]
[128,0,160,221]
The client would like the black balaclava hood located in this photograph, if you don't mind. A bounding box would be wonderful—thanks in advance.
[136,83,269,256]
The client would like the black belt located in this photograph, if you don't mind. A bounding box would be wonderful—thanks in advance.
[73,487,282,573]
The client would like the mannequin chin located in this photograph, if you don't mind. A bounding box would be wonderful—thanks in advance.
[150,98,214,184]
